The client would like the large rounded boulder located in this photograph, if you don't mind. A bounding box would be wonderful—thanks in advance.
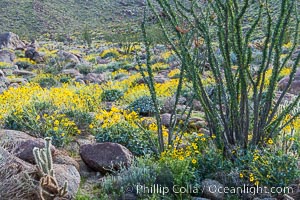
[0,50,15,64]
[278,68,300,95]
[0,32,25,49]
[80,142,133,173]
[0,146,80,199]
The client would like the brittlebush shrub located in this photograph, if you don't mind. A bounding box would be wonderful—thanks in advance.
[36,77,59,88]
[101,89,124,102]
[4,101,80,146]
[95,123,154,156]
[236,147,300,188]
[90,106,154,155]
[63,109,93,131]
[15,57,36,69]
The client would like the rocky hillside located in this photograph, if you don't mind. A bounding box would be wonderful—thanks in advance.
[0,0,299,199]
[0,0,146,39]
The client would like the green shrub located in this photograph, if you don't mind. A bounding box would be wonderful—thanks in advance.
[0,62,13,69]
[102,52,117,59]
[101,89,123,102]
[36,77,59,88]
[4,101,79,147]
[95,123,154,156]
[128,96,156,116]
[82,26,92,47]
[162,158,195,189]
[158,155,197,199]
[236,148,300,188]
[93,65,108,73]
[4,101,57,132]
[195,148,231,180]
[16,61,32,69]
[106,62,124,71]
[113,73,128,80]
[101,157,158,199]
[63,109,93,130]
[59,76,72,83]
[14,50,25,58]
[77,64,92,75]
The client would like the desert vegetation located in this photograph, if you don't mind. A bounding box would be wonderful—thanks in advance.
[0,0,299,200]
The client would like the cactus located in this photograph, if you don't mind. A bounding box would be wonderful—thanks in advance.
[33,137,54,177]
[33,137,68,200]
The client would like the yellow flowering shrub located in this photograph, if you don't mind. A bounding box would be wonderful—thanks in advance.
[161,50,175,61]
[123,84,149,102]
[37,47,58,59]
[160,132,212,164]
[0,82,103,130]
[148,123,169,139]
[104,73,141,91]
[68,49,82,55]
[261,67,292,87]
[283,42,293,49]
[36,112,81,145]
[237,147,299,187]
[91,106,139,129]
[84,53,98,62]
[168,69,180,78]
[151,62,169,71]
[123,79,179,103]
[0,83,41,121]
[91,106,155,156]
[4,100,80,146]
[119,44,142,55]
[0,61,12,69]
[100,48,120,59]
[14,57,36,65]
[111,69,129,78]
[46,83,102,112]
[136,62,169,72]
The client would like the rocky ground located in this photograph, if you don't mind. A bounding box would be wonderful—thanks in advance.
[0,31,299,200]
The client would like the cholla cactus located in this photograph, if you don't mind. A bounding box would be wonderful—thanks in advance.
[33,137,68,200]
[33,137,54,177]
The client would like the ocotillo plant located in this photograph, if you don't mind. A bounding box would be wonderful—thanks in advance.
[138,13,193,153]
[33,137,68,199]
[144,0,300,157]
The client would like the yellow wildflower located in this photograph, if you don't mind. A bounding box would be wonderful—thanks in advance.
[289,137,295,141]
[267,138,273,145]
[198,133,204,137]
[54,120,60,126]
